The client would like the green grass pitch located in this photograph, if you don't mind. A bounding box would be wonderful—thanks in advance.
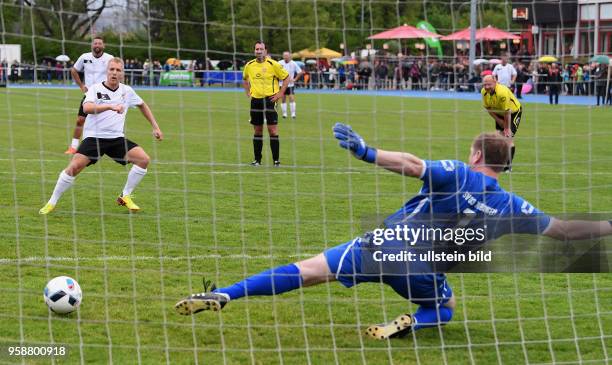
[1,88,611,364]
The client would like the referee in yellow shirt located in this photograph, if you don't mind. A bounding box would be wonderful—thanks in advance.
[481,75,522,171]
[243,41,289,166]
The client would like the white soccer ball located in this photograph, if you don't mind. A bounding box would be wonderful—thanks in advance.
[43,276,82,314]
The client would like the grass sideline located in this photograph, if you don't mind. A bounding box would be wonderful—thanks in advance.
[1,88,611,364]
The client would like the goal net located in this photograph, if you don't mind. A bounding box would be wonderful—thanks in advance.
[1,0,610,364]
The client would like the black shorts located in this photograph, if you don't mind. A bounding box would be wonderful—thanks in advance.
[78,95,87,118]
[494,107,522,136]
[250,97,278,125]
[77,137,138,166]
[284,86,295,96]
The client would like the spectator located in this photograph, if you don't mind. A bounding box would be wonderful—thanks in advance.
[134,59,143,85]
[0,59,7,83]
[547,63,562,105]
[393,62,403,89]
[358,63,372,90]
[338,65,346,87]
[143,59,151,86]
[10,60,19,82]
[54,61,62,81]
[438,61,450,90]
[593,64,606,106]
[562,65,571,95]
[374,61,388,90]
[536,63,548,94]
[328,64,337,89]
[583,64,591,95]
[575,64,584,95]
[514,63,527,99]
[410,62,421,90]
[46,61,53,84]
[153,60,162,86]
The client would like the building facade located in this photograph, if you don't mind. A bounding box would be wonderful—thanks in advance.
[512,0,612,58]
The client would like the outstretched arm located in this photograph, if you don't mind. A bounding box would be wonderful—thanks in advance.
[375,150,424,178]
[137,102,163,140]
[332,122,424,178]
[543,219,612,241]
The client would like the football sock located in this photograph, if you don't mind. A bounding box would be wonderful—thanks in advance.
[70,138,79,149]
[253,135,263,161]
[122,165,148,196]
[49,170,76,205]
[290,102,296,115]
[281,103,287,115]
[270,135,280,161]
[213,263,302,300]
[412,305,454,331]
[510,145,515,163]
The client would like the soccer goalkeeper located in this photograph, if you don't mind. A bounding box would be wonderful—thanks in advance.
[175,123,612,339]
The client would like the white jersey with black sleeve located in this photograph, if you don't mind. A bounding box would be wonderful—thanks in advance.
[73,52,114,87]
[82,82,144,139]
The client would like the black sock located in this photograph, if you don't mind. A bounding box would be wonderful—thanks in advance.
[511,145,515,162]
[253,135,263,162]
[270,135,280,162]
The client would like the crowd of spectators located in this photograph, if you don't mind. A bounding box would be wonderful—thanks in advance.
[2,54,611,105]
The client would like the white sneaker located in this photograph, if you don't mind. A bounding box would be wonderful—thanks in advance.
[282,114,287,119]
[291,114,296,119]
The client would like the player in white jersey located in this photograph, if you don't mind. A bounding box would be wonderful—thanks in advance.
[40,57,163,215]
[65,36,115,154]
[278,52,303,119]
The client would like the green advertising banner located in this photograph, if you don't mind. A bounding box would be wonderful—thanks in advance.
[159,70,193,86]
[417,21,443,58]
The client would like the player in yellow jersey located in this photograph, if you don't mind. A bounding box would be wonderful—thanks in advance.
[242,41,289,166]
[481,75,522,171]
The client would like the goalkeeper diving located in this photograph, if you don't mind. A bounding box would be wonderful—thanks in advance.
[175,123,612,339]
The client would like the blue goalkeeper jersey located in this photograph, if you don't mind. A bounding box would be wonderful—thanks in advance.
[383,160,552,241]
[326,160,554,303]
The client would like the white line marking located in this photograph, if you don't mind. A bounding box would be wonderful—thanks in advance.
[0,253,316,264]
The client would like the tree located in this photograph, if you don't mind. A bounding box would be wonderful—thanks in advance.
[23,0,109,39]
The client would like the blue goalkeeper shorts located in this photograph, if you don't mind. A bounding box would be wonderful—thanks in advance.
[324,237,453,307]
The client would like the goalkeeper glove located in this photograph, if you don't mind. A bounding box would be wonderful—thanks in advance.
[332,122,377,163]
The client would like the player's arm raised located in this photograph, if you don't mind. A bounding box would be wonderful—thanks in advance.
[332,122,423,178]
[137,102,163,140]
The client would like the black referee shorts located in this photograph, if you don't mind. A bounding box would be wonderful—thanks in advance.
[77,95,87,118]
[77,137,139,166]
[494,107,522,137]
[284,87,295,96]
[250,97,278,126]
